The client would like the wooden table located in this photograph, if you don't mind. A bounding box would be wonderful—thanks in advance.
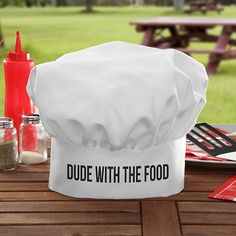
[183,1,223,14]
[0,124,236,236]
[130,17,236,74]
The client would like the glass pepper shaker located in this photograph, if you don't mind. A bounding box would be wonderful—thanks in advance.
[0,117,18,171]
[20,114,47,165]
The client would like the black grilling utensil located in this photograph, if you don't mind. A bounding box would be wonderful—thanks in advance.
[187,123,236,161]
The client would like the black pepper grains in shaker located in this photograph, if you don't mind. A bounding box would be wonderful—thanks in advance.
[0,117,18,171]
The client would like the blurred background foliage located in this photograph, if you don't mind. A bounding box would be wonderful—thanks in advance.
[0,4,236,123]
[0,0,235,8]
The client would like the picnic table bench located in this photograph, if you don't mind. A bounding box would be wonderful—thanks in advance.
[183,1,223,14]
[130,17,236,74]
[0,124,236,236]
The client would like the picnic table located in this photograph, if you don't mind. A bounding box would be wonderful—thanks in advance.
[130,17,236,74]
[183,1,223,14]
[0,124,236,236]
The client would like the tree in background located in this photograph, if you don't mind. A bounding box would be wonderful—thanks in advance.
[173,0,185,10]
[85,0,93,11]
[135,0,144,5]
[51,0,57,6]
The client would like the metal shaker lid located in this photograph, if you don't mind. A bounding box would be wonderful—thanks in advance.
[22,114,40,123]
[0,117,14,129]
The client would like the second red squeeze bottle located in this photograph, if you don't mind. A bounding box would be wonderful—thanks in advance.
[4,31,36,150]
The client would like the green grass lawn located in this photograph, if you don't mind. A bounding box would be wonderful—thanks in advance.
[0,6,236,123]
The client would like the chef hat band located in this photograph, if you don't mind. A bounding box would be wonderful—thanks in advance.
[49,137,186,199]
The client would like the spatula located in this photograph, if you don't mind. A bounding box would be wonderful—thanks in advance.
[187,123,236,161]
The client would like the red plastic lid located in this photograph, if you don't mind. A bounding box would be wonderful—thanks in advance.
[6,31,31,61]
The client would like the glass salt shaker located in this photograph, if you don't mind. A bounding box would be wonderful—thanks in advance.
[0,117,18,171]
[20,114,47,165]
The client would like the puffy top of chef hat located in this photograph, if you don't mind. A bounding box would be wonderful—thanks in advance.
[27,41,208,199]
[27,41,207,151]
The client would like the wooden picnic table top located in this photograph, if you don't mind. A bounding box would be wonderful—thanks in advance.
[130,17,236,27]
[131,17,236,74]
[0,124,236,236]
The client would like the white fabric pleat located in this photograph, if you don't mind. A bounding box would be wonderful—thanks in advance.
[27,41,208,151]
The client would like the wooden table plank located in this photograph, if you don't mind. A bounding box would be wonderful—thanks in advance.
[0,172,49,182]
[178,202,236,213]
[14,164,50,173]
[0,212,140,225]
[184,182,226,192]
[0,182,49,191]
[142,201,181,236]
[0,191,214,202]
[0,201,140,213]
[0,225,142,236]
[180,213,236,225]
[185,173,233,183]
[131,17,236,27]
[182,225,236,236]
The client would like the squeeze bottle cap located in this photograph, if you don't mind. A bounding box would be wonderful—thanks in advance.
[6,31,31,61]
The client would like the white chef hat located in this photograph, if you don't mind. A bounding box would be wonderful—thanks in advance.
[27,41,208,199]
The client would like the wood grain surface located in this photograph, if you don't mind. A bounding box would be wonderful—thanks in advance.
[0,164,235,236]
[1,129,236,235]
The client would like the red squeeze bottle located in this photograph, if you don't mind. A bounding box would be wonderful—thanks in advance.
[4,31,36,149]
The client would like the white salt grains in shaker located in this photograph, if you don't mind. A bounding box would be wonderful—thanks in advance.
[20,114,47,165]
